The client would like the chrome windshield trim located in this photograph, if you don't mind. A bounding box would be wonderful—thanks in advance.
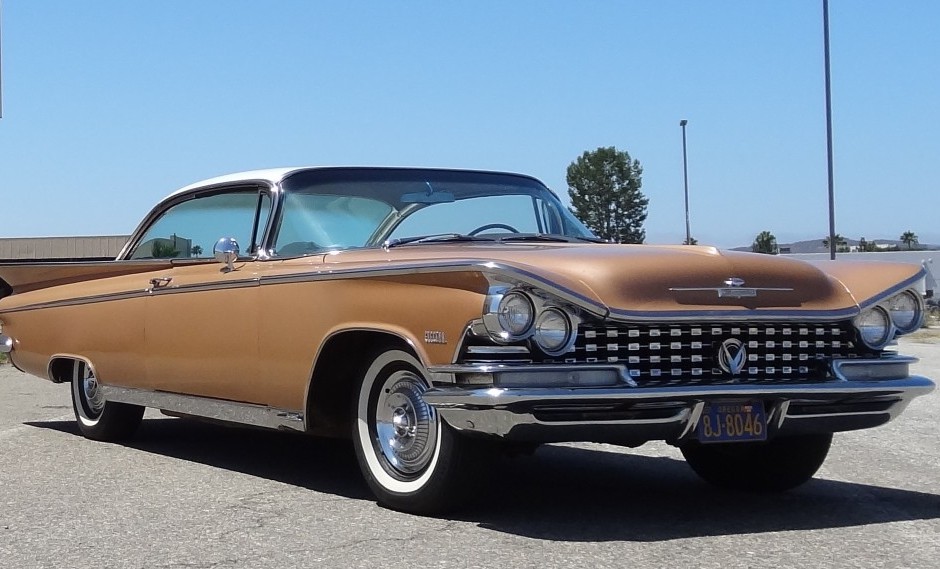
[100,385,306,432]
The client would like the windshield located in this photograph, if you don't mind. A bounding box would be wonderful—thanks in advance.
[270,168,594,256]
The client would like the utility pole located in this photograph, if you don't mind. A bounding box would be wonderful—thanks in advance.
[680,119,691,245]
[823,0,837,260]
[1,0,5,119]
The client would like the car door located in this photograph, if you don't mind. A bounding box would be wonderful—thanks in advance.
[124,185,273,403]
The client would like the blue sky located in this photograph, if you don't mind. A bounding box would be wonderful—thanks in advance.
[1,1,937,248]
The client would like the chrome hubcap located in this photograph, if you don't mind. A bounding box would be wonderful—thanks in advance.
[374,370,437,476]
[82,367,105,416]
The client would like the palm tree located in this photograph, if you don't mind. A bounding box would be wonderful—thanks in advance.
[683,236,698,245]
[751,231,778,255]
[822,234,847,251]
[151,241,180,258]
[900,231,918,250]
[191,245,204,257]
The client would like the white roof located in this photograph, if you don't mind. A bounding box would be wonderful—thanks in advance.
[166,167,307,200]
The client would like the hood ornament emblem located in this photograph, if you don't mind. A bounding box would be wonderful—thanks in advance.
[669,276,792,298]
[717,338,747,375]
[718,276,756,298]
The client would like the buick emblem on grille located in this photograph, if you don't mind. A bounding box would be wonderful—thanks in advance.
[717,338,747,375]
[724,277,746,287]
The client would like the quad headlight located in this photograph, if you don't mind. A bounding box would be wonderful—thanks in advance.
[853,306,892,350]
[533,307,574,356]
[481,287,578,354]
[496,292,535,337]
[852,288,925,349]
[885,290,923,333]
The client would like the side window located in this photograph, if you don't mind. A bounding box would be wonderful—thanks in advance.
[129,190,271,259]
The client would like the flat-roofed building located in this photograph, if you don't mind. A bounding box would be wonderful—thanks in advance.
[0,236,129,261]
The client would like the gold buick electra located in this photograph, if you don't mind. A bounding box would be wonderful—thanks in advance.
[0,167,933,514]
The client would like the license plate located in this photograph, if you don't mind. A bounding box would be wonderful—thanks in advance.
[697,401,768,443]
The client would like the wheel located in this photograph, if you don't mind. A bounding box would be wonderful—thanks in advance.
[680,433,832,492]
[71,360,144,441]
[468,223,520,235]
[352,348,479,514]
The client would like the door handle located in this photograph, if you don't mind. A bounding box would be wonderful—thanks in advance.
[149,277,173,289]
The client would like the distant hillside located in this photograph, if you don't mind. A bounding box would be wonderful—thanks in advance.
[732,238,939,254]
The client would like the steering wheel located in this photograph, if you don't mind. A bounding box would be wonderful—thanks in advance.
[468,223,521,236]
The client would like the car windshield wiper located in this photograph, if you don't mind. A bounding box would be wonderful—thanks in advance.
[383,233,494,248]
[496,234,609,244]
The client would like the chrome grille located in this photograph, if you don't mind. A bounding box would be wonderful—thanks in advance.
[562,322,866,386]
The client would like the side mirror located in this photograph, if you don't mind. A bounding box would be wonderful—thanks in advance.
[213,237,240,272]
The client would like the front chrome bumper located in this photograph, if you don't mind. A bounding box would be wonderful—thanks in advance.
[423,359,935,444]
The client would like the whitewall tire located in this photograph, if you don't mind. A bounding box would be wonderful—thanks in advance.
[352,348,476,513]
[70,360,144,441]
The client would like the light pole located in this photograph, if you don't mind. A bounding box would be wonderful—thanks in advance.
[823,0,836,260]
[680,119,691,245]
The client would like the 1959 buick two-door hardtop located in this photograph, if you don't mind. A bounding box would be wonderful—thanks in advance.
[0,167,934,513]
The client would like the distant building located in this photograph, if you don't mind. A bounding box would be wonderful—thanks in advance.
[0,236,129,261]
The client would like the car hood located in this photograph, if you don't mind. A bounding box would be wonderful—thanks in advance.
[322,244,925,320]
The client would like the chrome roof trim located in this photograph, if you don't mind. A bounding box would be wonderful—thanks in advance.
[118,177,284,261]
[164,167,305,200]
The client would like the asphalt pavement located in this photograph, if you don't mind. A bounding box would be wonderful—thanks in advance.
[1,338,938,569]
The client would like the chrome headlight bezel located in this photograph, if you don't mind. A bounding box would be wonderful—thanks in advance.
[885,290,924,334]
[481,286,579,354]
[853,305,893,350]
[497,291,535,337]
[482,288,535,342]
[533,307,575,356]
[851,288,925,349]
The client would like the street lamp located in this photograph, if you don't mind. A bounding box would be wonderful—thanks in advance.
[680,119,691,245]
[823,0,836,260]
